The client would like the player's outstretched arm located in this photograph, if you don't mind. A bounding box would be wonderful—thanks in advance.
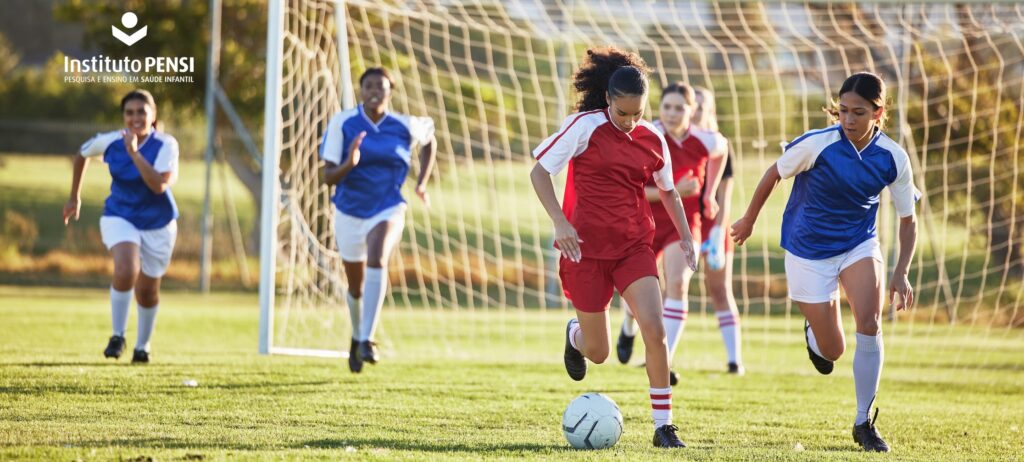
[658,188,697,271]
[414,135,437,207]
[731,162,782,246]
[63,152,90,226]
[889,215,918,311]
[530,163,582,263]
[323,131,365,186]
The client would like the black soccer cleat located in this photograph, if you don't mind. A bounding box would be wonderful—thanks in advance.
[563,319,587,381]
[852,408,890,452]
[616,330,635,364]
[347,338,363,373]
[358,340,379,364]
[653,424,686,448]
[669,369,679,386]
[728,362,745,375]
[103,335,126,359]
[804,321,834,375]
[131,349,149,364]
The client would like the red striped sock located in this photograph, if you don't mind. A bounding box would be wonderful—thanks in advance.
[650,386,672,429]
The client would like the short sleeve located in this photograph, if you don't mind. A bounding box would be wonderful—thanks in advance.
[776,133,821,179]
[652,131,674,191]
[407,116,435,146]
[320,113,345,165]
[153,136,179,175]
[888,149,921,217]
[532,112,595,175]
[80,131,120,159]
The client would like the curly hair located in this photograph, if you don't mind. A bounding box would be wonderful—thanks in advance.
[573,46,650,112]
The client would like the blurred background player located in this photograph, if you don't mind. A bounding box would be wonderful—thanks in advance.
[530,46,697,448]
[320,67,437,373]
[63,89,180,364]
[693,86,744,375]
[615,83,727,385]
[731,72,919,452]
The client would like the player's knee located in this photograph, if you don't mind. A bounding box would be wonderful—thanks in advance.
[135,286,159,307]
[586,345,609,364]
[857,317,881,336]
[112,267,138,289]
[820,343,845,361]
[348,287,362,298]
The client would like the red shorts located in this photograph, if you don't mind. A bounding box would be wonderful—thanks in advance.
[651,200,702,255]
[701,216,733,253]
[559,247,659,313]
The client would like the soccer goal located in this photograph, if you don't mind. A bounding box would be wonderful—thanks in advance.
[259,0,1024,359]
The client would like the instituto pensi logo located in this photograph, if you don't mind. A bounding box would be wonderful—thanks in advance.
[112,12,147,46]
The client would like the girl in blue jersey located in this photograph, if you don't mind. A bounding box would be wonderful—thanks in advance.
[732,72,919,452]
[320,68,437,373]
[64,89,180,364]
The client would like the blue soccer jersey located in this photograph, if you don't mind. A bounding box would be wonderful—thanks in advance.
[320,104,434,218]
[80,130,180,230]
[776,125,920,260]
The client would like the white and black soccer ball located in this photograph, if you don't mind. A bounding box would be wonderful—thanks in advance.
[562,392,624,449]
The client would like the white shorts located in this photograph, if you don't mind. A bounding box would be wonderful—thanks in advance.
[784,238,883,304]
[334,204,406,262]
[100,216,178,278]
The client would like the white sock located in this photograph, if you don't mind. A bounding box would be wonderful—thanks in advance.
[853,332,884,425]
[568,319,582,351]
[621,302,638,337]
[135,304,159,352]
[110,287,132,337]
[663,298,687,358]
[806,321,825,359]
[347,292,362,341]
[716,310,742,364]
[359,267,387,342]
[650,386,672,429]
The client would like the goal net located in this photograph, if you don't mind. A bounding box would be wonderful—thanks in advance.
[259,0,1024,365]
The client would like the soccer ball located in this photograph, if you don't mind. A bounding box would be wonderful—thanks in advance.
[562,392,624,449]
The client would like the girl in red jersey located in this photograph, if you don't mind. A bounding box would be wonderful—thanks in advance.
[530,47,697,449]
[615,83,727,386]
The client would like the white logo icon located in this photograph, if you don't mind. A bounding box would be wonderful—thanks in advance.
[112,12,147,46]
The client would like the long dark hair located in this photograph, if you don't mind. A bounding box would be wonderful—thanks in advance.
[573,46,650,112]
[825,72,888,129]
[120,89,159,131]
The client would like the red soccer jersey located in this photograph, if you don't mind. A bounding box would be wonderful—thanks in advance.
[534,109,675,259]
[648,124,726,232]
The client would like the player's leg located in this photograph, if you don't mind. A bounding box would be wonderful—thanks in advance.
[616,299,638,364]
[786,251,844,373]
[661,242,695,385]
[622,276,684,448]
[101,217,142,360]
[705,250,743,374]
[839,250,889,452]
[359,206,406,364]
[336,210,368,372]
[129,220,176,364]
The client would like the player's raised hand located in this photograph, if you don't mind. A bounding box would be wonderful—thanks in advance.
[415,183,430,209]
[554,219,583,263]
[888,273,914,311]
[675,173,700,198]
[346,131,366,167]
[121,129,138,155]
[702,192,719,220]
[679,238,697,271]
[730,215,754,246]
[63,198,81,226]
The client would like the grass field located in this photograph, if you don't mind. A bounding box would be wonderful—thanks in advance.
[1,285,1022,461]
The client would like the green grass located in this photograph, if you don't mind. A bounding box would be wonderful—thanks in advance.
[1,285,1022,461]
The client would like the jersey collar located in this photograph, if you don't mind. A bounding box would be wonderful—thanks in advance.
[838,124,881,158]
[358,104,390,132]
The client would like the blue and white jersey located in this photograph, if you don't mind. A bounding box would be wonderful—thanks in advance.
[80,130,180,230]
[320,104,434,218]
[777,125,920,260]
